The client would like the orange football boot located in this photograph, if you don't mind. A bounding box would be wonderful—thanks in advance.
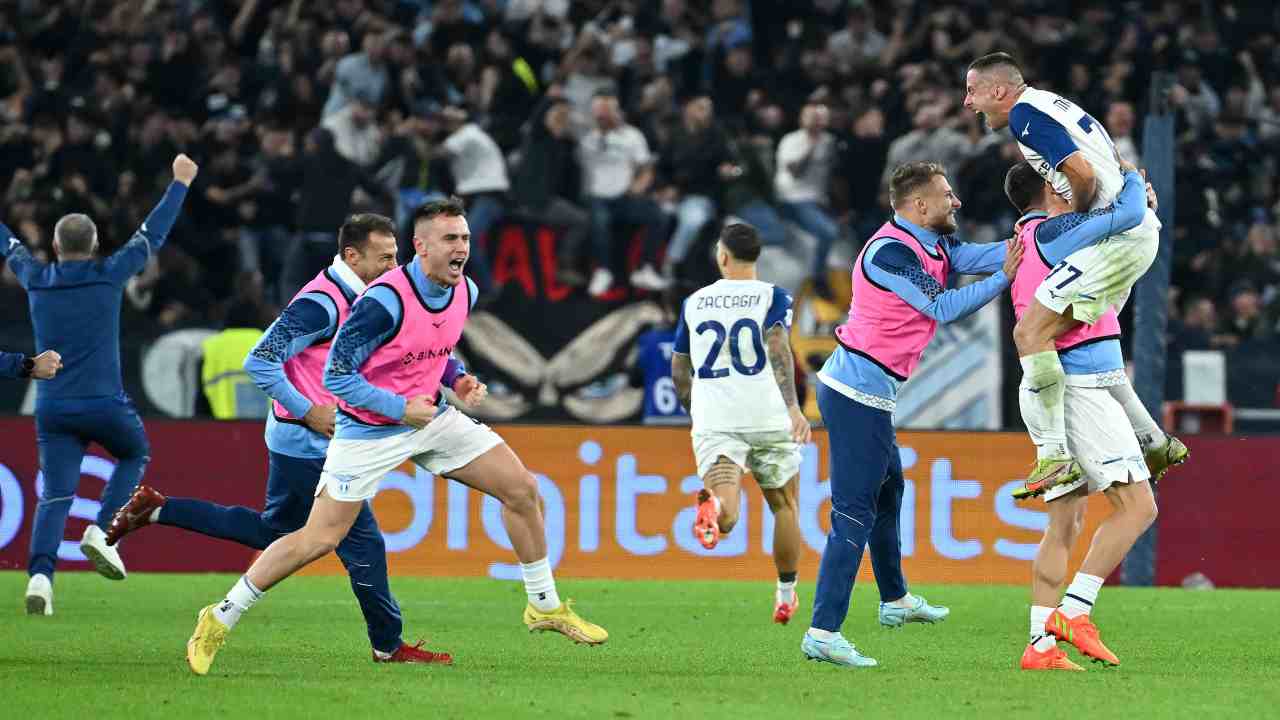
[1020,642,1084,671]
[693,489,720,549]
[1046,609,1120,666]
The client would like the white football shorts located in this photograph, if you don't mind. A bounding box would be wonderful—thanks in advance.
[1034,379,1151,502]
[317,405,503,502]
[1035,208,1161,325]
[692,429,801,490]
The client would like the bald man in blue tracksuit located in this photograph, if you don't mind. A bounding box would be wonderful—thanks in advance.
[3,154,196,615]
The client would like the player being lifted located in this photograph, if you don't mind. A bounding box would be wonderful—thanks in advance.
[671,223,811,625]
[1004,160,1177,670]
[964,52,1184,498]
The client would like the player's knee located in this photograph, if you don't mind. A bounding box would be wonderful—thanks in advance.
[718,510,739,534]
[1133,487,1158,528]
[502,471,541,516]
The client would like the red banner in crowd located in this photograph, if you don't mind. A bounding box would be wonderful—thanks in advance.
[0,418,1274,587]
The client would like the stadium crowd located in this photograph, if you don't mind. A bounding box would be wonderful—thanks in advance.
[1,0,1279,402]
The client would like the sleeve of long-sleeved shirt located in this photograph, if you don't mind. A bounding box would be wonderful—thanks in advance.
[323,284,406,421]
[244,293,338,418]
[1,223,42,288]
[940,236,1008,275]
[863,238,1009,324]
[104,181,190,283]
[1009,102,1078,169]
[0,350,26,378]
[1035,171,1147,266]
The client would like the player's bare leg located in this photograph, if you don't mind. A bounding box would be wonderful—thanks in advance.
[449,442,607,645]
[762,477,801,624]
[1022,489,1086,671]
[1012,300,1086,499]
[1047,477,1157,666]
[694,457,744,549]
[186,489,363,675]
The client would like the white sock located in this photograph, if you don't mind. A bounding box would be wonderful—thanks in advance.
[1030,605,1055,645]
[887,592,916,608]
[1020,352,1068,459]
[807,627,838,641]
[776,579,797,605]
[372,647,394,660]
[1061,572,1104,618]
[1107,381,1167,450]
[520,557,560,612]
[212,575,263,629]
[148,507,162,523]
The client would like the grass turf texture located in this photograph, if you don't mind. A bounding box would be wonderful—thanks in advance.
[4,572,1277,719]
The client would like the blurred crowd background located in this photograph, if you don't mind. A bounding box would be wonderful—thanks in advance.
[1,0,1279,417]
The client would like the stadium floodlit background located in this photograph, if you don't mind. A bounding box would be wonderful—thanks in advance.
[1,1,1279,718]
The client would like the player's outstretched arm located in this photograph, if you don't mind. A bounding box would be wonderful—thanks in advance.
[765,325,811,444]
[671,352,693,412]
[245,295,339,437]
[1034,170,1148,266]
[865,238,1020,325]
[105,154,199,282]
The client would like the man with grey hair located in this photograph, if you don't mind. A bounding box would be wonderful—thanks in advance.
[1,154,198,615]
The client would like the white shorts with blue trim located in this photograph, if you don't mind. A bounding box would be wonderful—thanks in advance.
[1032,379,1150,503]
[1035,208,1161,325]
[317,405,503,502]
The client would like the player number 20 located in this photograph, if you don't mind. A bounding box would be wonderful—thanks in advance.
[695,318,767,378]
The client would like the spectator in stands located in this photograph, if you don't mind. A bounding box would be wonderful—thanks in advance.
[323,31,390,118]
[510,98,591,287]
[660,96,733,280]
[281,127,392,303]
[775,101,840,298]
[827,4,887,73]
[1221,281,1268,346]
[839,107,892,240]
[578,91,669,297]
[1107,101,1141,165]
[239,126,301,298]
[723,128,787,250]
[434,106,507,292]
[322,93,384,167]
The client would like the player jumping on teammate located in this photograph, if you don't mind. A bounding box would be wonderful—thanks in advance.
[1003,160,1179,670]
[964,52,1179,498]
[671,223,810,625]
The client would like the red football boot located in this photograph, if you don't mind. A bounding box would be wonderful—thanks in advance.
[106,485,166,545]
[374,640,454,665]
[773,595,799,625]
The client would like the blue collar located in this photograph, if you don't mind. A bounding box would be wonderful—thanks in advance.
[1018,210,1049,226]
[892,214,942,250]
[408,258,451,299]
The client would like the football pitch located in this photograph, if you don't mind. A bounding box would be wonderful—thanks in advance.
[4,572,1276,719]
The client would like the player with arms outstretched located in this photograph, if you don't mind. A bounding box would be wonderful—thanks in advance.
[1003,160,1181,670]
[183,198,606,676]
[964,52,1171,498]
[671,223,810,624]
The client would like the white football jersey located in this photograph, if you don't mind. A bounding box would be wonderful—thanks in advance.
[1011,87,1123,210]
[674,279,793,433]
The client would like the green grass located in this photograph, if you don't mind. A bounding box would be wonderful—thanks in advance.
[3,572,1277,719]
